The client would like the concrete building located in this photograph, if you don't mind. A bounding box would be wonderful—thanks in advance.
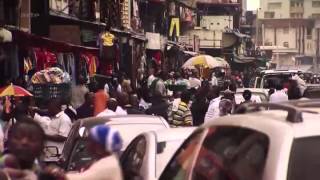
[178,0,243,60]
[257,0,320,72]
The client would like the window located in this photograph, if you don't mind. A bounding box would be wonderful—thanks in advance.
[265,42,273,46]
[161,127,270,180]
[312,1,320,7]
[268,2,282,9]
[283,27,289,34]
[121,135,147,179]
[67,138,93,171]
[283,42,289,47]
[287,137,320,180]
[160,130,205,180]
[307,28,312,39]
[312,13,320,18]
[264,12,275,19]
[192,127,269,180]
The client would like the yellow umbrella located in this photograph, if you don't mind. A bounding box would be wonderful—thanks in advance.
[0,84,33,97]
[182,55,229,69]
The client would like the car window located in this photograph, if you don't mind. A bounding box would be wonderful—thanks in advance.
[160,130,205,180]
[67,138,94,171]
[192,127,269,180]
[287,137,320,180]
[303,87,320,99]
[121,135,147,180]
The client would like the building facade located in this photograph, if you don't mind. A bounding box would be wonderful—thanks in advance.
[257,0,320,72]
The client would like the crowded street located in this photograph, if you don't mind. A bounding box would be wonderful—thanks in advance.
[2,0,320,179]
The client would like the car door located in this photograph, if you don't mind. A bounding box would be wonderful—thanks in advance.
[160,126,270,180]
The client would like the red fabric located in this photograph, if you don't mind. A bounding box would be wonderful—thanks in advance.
[153,51,161,65]
[34,48,57,71]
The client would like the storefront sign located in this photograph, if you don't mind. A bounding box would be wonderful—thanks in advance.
[146,32,161,50]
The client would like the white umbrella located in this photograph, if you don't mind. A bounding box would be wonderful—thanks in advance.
[182,55,229,69]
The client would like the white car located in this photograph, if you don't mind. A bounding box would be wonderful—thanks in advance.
[235,88,269,104]
[58,115,170,171]
[121,127,196,180]
[160,102,320,180]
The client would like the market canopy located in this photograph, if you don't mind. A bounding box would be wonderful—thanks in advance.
[182,55,229,69]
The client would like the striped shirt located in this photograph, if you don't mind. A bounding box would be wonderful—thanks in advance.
[171,102,193,127]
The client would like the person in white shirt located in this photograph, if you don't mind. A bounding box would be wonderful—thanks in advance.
[147,68,156,88]
[32,99,72,160]
[269,84,289,103]
[204,86,222,123]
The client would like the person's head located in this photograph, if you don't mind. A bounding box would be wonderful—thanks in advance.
[117,92,129,107]
[88,125,123,158]
[222,89,235,102]
[107,98,118,112]
[148,68,155,76]
[85,92,95,105]
[219,99,233,116]
[47,98,62,117]
[275,83,283,91]
[174,72,181,80]
[191,70,198,78]
[181,91,191,104]
[78,76,87,85]
[12,103,29,121]
[7,118,45,169]
[129,94,139,107]
[243,90,252,101]
[207,86,221,100]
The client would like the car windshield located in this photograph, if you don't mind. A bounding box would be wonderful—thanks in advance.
[262,74,292,89]
[161,127,270,180]
[287,136,320,180]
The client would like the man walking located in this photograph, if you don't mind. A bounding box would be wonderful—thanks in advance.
[170,91,193,127]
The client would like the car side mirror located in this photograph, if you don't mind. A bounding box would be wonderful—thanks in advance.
[44,146,59,157]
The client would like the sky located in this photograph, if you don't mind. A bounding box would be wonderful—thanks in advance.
[246,0,260,10]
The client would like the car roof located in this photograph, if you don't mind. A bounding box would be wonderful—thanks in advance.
[203,110,320,138]
[150,127,196,143]
[78,115,170,129]
[262,70,301,74]
[236,88,269,94]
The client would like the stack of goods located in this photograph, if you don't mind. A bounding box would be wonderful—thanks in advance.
[31,67,71,101]
[31,67,70,84]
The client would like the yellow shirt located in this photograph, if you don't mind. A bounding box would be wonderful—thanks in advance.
[101,32,115,46]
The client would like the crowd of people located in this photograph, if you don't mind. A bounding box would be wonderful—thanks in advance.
[0,65,308,179]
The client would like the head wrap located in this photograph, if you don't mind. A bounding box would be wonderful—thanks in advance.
[90,125,123,153]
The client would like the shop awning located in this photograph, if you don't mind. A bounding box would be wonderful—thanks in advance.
[12,29,99,54]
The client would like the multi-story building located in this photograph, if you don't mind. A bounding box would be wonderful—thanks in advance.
[178,0,244,59]
[257,0,320,72]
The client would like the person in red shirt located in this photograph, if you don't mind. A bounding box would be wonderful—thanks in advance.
[94,82,109,116]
